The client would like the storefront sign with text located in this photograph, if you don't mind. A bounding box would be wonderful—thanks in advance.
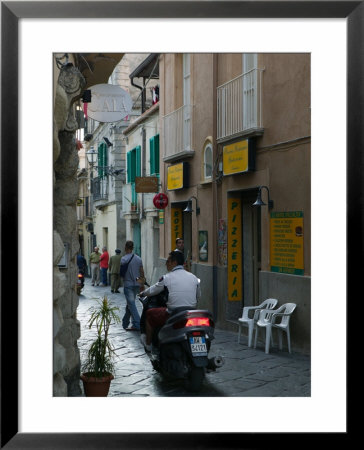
[227,198,242,301]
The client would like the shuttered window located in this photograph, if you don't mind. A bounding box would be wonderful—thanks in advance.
[98,143,108,178]
[127,146,141,205]
[149,134,160,175]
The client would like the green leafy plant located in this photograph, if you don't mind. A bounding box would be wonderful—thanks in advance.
[82,295,121,378]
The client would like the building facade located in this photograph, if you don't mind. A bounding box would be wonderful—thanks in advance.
[159,53,311,353]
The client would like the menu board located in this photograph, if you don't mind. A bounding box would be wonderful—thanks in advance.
[270,211,304,275]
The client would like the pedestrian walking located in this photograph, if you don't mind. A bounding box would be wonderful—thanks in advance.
[89,246,101,286]
[109,249,122,293]
[100,246,109,286]
[121,240,145,331]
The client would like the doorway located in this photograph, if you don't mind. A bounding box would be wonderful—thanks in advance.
[241,190,261,307]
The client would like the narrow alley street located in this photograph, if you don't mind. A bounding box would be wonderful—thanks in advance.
[76,278,310,397]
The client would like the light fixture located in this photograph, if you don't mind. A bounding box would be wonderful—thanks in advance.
[183,196,200,215]
[103,137,113,147]
[252,186,274,209]
[86,147,97,166]
[86,146,123,177]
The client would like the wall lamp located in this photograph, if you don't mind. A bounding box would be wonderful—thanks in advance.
[252,186,274,209]
[86,147,124,177]
[183,196,200,215]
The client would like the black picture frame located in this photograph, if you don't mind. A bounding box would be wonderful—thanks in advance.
[1,1,359,448]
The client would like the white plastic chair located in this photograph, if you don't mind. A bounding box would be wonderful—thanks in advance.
[254,303,297,354]
[237,298,278,347]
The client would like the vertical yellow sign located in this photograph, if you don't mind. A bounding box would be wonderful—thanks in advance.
[171,208,183,251]
[227,198,242,301]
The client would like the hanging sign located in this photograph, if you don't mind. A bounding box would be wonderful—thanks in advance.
[153,193,169,209]
[135,176,159,193]
[167,162,189,190]
[87,84,133,122]
[223,138,255,176]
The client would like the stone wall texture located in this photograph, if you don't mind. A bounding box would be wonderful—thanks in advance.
[53,64,85,396]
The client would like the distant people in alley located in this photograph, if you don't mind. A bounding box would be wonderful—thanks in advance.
[121,240,145,331]
[174,237,189,271]
[100,246,109,286]
[89,246,101,286]
[109,249,122,293]
[174,237,184,253]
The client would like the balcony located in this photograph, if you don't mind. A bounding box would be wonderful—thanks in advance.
[76,196,91,222]
[217,68,264,142]
[163,104,194,162]
[92,177,108,203]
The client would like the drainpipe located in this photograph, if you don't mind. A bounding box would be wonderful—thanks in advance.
[130,77,146,114]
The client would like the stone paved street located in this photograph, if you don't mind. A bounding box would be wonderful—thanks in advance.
[76,278,310,397]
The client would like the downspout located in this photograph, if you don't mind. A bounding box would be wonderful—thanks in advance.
[130,77,146,114]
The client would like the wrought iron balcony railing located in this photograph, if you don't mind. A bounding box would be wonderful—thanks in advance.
[217,68,264,142]
[91,177,108,202]
[162,104,194,161]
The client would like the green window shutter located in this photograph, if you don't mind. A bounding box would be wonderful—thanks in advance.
[103,143,108,177]
[98,144,103,178]
[150,137,155,175]
[131,182,137,204]
[98,143,108,178]
[129,149,136,182]
[127,151,131,183]
[136,146,141,177]
[150,135,159,175]
[154,134,160,175]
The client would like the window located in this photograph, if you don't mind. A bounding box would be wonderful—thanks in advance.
[203,142,213,181]
[127,146,141,204]
[149,134,160,175]
[98,143,108,178]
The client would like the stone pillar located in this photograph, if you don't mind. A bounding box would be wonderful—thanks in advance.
[53,64,85,396]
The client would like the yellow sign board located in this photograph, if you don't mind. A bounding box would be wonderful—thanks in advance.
[270,211,304,275]
[227,198,242,301]
[167,163,184,190]
[223,139,249,175]
[171,208,183,251]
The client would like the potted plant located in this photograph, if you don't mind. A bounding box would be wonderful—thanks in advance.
[80,295,121,397]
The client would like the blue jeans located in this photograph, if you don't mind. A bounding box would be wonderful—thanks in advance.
[122,286,141,330]
[100,267,108,285]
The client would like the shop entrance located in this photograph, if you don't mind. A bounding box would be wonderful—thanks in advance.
[227,190,261,313]
[241,191,261,307]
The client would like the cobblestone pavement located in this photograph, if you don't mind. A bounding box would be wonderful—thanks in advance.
[76,278,311,397]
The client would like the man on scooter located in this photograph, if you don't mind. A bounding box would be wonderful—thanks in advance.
[139,250,201,352]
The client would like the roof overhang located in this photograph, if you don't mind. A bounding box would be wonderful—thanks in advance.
[76,53,125,88]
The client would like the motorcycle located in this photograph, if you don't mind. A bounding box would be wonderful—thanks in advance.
[76,270,85,295]
[138,294,224,392]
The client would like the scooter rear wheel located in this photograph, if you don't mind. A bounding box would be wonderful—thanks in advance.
[184,367,204,392]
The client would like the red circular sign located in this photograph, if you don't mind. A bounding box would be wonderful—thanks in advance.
[153,193,168,209]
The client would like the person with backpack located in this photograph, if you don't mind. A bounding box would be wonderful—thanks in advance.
[120,240,145,331]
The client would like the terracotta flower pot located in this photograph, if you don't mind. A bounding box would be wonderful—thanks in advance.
[80,372,114,397]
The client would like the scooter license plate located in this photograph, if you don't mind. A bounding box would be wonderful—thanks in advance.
[189,336,208,356]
